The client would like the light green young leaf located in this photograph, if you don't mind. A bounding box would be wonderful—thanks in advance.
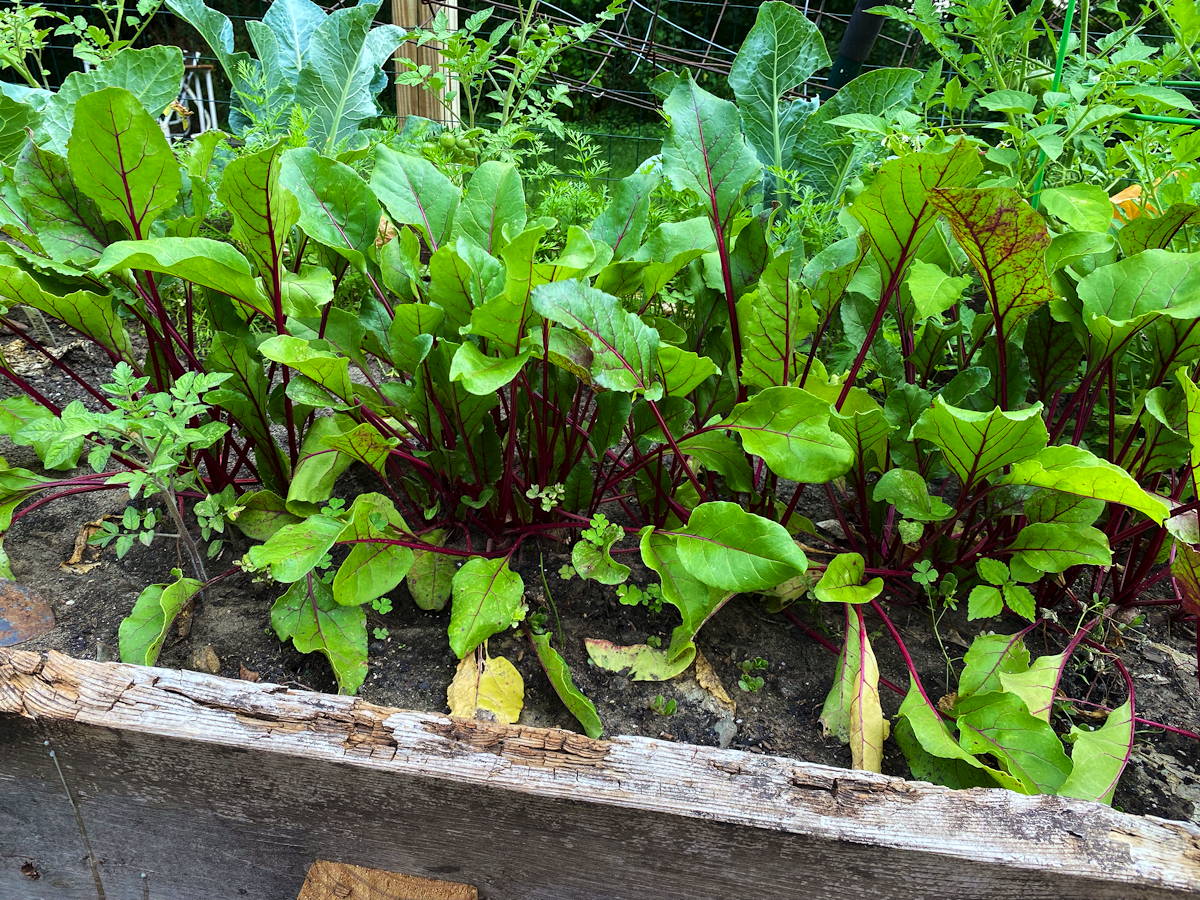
[245,514,345,583]
[572,526,630,587]
[959,632,1031,698]
[720,386,853,483]
[271,575,368,694]
[999,652,1066,722]
[259,335,354,400]
[531,631,604,739]
[871,468,953,521]
[332,493,413,607]
[590,169,658,259]
[408,529,454,611]
[640,527,733,669]
[1040,184,1115,233]
[999,444,1169,525]
[15,143,123,265]
[118,570,203,666]
[218,140,299,300]
[738,251,816,388]
[966,585,1004,620]
[228,490,301,541]
[905,259,972,321]
[448,556,525,658]
[1011,522,1112,573]
[668,501,807,593]
[955,691,1072,794]
[813,553,883,604]
[449,342,531,395]
[1058,699,1134,804]
[910,398,1048,487]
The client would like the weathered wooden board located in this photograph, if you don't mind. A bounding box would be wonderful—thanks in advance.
[1,649,1198,900]
[298,860,477,899]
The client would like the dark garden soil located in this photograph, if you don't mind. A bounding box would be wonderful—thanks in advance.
[4,333,1199,824]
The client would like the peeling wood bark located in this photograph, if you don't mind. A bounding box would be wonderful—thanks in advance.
[1,648,1199,900]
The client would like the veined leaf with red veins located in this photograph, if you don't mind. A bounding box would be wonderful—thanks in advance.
[998,651,1067,722]
[1117,203,1200,256]
[661,76,762,227]
[0,263,133,360]
[1171,542,1200,619]
[15,143,124,266]
[67,87,181,240]
[218,140,299,307]
[954,690,1072,794]
[930,186,1055,333]
[1059,699,1135,805]
[910,397,1048,488]
[370,146,460,252]
[849,141,982,289]
[589,169,659,260]
[279,146,380,271]
[738,251,817,389]
[531,280,661,397]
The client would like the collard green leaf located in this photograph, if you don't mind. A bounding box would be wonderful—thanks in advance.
[720,386,853,483]
[1058,699,1134,804]
[788,67,922,194]
[930,187,1055,333]
[448,556,525,658]
[271,574,367,694]
[661,76,762,224]
[262,0,327,84]
[38,46,185,155]
[68,87,181,238]
[0,264,132,360]
[531,631,604,739]
[453,161,526,255]
[1011,522,1112,573]
[531,280,660,395]
[999,444,1169,524]
[0,94,38,163]
[910,398,1048,487]
[294,3,404,152]
[371,146,460,251]
[812,553,884,605]
[118,570,203,666]
[279,146,379,270]
[668,501,807,592]
[728,1,830,169]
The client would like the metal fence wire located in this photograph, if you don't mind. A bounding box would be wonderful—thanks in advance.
[28,0,1171,177]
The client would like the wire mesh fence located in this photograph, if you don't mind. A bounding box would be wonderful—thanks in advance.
[27,0,1185,178]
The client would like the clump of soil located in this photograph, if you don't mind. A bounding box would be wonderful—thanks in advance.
[4,338,1198,822]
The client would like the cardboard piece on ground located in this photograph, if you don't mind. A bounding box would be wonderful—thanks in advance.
[298,860,477,900]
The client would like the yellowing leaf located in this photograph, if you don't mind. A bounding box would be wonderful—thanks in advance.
[447,653,524,724]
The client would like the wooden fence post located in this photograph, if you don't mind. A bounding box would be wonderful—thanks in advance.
[392,0,460,126]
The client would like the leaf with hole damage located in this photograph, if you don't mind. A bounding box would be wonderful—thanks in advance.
[271,575,367,694]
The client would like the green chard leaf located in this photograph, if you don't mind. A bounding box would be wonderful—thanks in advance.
[448,556,525,658]
[271,574,368,694]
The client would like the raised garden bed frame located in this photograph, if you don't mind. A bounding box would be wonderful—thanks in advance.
[2,648,1199,899]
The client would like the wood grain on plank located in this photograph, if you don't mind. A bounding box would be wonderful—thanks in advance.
[298,860,477,900]
[2,648,1199,900]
